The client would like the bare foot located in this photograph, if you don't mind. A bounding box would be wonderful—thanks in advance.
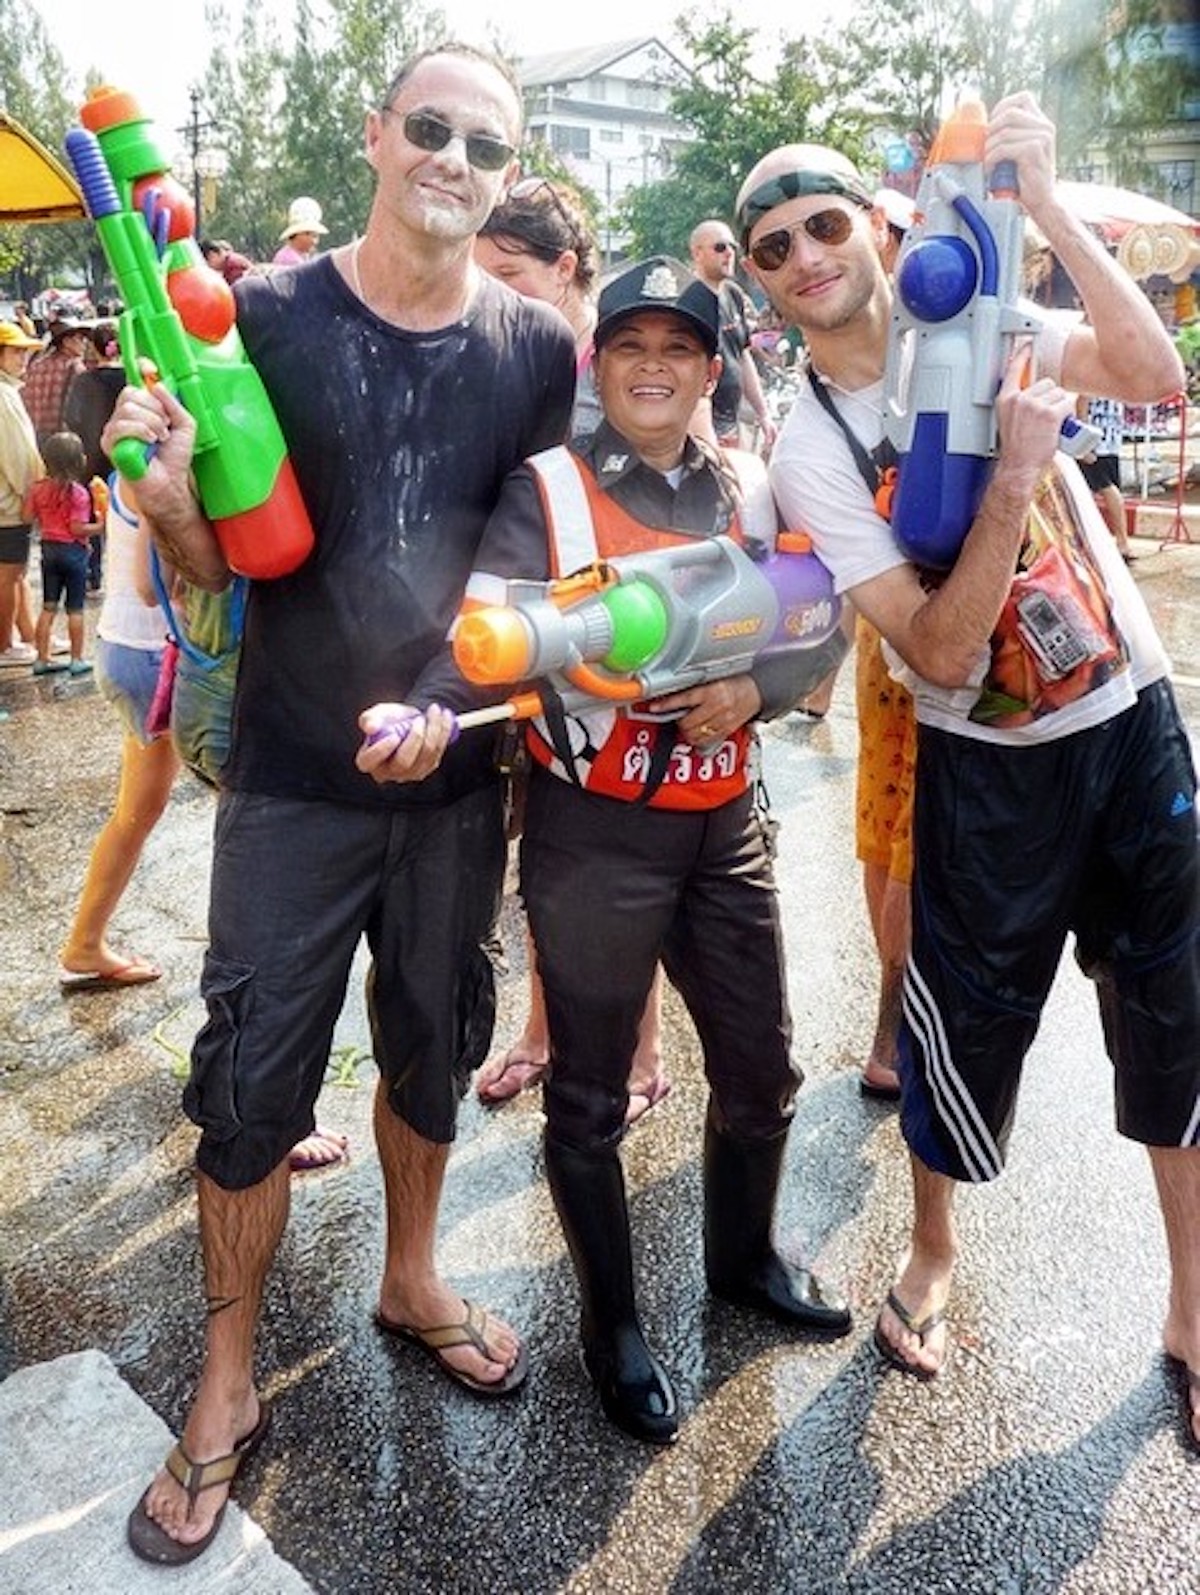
[288,1126,349,1172]
[137,1386,262,1550]
[874,1251,953,1378]
[377,1281,522,1388]
[476,1037,550,1103]
[625,1074,671,1126]
[59,942,161,985]
[860,1059,901,1098]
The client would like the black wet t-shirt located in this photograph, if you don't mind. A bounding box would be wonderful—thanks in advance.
[711,279,754,437]
[223,258,575,808]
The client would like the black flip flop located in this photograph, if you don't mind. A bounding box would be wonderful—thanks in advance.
[1165,1353,1200,1456]
[873,1290,946,1381]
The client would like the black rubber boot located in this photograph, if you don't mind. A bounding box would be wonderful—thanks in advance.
[544,1136,678,1445]
[703,1114,852,1337]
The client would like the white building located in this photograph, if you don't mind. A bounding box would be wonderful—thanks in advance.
[517,36,694,265]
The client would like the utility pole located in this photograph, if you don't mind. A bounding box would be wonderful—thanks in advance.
[179,87,221,232]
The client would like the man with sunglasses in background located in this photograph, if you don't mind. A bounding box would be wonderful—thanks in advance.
[737,96,1198,1450]
[104,42,575,1567]
[689,219,776,455]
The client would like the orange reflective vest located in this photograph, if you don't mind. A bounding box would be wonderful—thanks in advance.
[524,446,753,811]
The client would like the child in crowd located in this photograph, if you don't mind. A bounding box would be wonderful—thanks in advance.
[25,431,101,676]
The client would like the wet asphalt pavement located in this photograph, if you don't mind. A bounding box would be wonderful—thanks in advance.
[1,529,1198,1594]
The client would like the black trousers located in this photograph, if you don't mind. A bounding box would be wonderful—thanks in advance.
[519,768,801,1150]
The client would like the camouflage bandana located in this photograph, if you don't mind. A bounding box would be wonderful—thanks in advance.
[737,168,874,247]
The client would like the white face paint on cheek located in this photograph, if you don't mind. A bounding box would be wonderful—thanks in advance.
[420,196,477,237]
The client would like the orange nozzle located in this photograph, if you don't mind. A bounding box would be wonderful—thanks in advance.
[453,607,533,685]
[927,99,987,167]
[80,86,145,132]
[775,530,813,554]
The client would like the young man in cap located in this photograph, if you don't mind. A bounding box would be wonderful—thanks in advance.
[0,320,45,666]
[104,42,575,1565]
[365,256,852,1445]
[737,95,1198,1448]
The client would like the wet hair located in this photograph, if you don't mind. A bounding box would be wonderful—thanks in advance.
[479,180,597,292]
[89,320,119,361]
[42,431,88,484]
[380,41,523,136]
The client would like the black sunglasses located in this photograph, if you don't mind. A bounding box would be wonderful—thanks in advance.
[388,108,515,172]
[748,208,857,271]
[711,240,735,254]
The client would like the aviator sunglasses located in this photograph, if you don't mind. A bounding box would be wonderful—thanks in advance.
[748,207,857,271]
[388,108,516,172]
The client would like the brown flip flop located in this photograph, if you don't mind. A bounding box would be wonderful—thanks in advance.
[375,1299,528,1398]
[127,1401,272,1566]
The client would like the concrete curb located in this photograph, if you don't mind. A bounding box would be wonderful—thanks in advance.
[0,1351,312,1592]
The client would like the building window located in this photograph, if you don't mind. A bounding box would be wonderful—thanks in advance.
[626,82,663,111]
[1153,159,1195,214]
[599,127,622,144]
[551,125,591,161]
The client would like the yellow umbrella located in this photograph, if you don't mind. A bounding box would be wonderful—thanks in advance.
[0,109,85,223]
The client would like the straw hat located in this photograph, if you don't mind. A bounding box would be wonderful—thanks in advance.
[279,197,328,241]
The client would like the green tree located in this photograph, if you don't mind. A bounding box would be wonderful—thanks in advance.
[806,0,1194,188]
[196,2,289,263]
[810,0,976,157]
[621,12,872,260]
[270,0,444,247]
[6,0,453,298]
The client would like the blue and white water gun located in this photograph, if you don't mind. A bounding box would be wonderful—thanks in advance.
[882,98,1100,569]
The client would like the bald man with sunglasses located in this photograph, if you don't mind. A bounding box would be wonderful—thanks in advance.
[689,218,776,454]
[105,42,575,1566]
[738,97,1198,1448]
